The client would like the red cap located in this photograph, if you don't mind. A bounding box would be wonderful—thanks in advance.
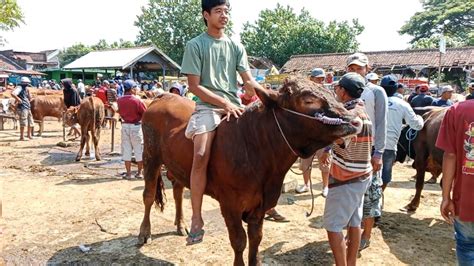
[419,84,429,92]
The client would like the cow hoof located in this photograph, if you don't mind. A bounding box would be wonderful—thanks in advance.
[401,204,417,213]
[177,226,187,236]
[85,152,90,156]
[138,234,151,245]
[75,157,81,162]
[95,156,101,161]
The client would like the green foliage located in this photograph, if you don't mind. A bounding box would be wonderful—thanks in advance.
[0,0,24,45]
[240,4,364,67]
[134,0,233,64]
[58,39,136,67]
[400,0,474,46]
[410,35,465,49]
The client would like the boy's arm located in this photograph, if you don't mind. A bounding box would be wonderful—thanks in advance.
[187,75,243,120]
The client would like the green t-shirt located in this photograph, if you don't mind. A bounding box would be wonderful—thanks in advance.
[181,32,250,108]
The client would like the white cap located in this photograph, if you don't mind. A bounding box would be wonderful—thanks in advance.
[346,52,369,67]
[440,85,454,94]
[21,77,31,84]
[365,73,379,81]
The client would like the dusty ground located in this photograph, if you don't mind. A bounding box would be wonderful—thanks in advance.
[0,119,456,265]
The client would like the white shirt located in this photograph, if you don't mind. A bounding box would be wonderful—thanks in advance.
[77,82,85,93]
[386,96,424,151]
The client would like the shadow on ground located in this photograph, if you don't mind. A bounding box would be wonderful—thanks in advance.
[262,240,333,265]
[47,234,175,265]
[373,211,455,264]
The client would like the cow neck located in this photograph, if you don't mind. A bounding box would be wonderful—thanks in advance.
[268,107,308,158]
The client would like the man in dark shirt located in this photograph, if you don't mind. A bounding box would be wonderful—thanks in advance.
[410,84,434,108]
[117,79,147,179]
[11,77,34,140]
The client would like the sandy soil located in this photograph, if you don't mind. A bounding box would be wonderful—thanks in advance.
[0,119,456,265]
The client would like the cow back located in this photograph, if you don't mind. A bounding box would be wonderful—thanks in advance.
[31,95,65,120]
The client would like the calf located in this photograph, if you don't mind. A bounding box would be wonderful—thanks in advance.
[30,95,65,136]
[64,97,105,161]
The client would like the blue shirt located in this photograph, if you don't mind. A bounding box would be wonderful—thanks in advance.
[431,98,453,107]
[410,94,434,108]
[117,84,124,97]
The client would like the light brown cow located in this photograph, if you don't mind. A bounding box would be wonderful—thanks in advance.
[30,95,66,136]
[64,97,105,161]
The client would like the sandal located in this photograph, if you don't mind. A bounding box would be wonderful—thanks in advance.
[359,238,370,251]
[186,229,205,246]
[135,173,144,179]
[264,210,290,223]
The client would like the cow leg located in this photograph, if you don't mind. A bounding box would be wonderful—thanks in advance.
[76,129,88,161]
[171,178,186,236]
[39,119,44,136]
[93,128,101,161]
[138,150,163,245]
[247,213,265,266]
[85,132,90,157]
[405,151,428,212]
[222,208,246,266]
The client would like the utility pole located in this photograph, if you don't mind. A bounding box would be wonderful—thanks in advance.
[438,35,446,96]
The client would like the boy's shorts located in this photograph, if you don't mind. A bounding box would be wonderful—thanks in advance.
[323,176,371,232]
[185,106,223,140]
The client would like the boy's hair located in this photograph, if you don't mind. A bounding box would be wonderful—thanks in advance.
[201,0,229,26]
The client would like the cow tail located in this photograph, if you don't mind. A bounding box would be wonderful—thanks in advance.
[155,172,166,212]
[89,97,96,132]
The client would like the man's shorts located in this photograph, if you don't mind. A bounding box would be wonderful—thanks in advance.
[17,109,34,127]
[121,123,143,161]
[323,176,371,232]
[299,148,332,173]
[185,106,222,140]
[363,171,383,218]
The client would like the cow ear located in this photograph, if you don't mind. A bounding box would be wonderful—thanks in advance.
[253,83,279,107]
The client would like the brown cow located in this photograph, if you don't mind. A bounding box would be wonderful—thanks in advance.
[138,79,362,265]
[397,107,446,212]
[64,97,105,161]
[30,95,66,136]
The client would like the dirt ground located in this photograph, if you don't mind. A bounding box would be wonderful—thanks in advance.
[0,119,456,265]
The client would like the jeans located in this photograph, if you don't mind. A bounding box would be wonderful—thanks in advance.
[381,150,396,186]
[454,218,474,266]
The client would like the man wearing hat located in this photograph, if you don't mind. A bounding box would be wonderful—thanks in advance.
[410,84,434,108]
[11,77,34,140]
[365,73,379,85]
[345,52,388,250]
[465,83,474,100]
[309,68,326,84]
[322,72,373,265]
[77,79,85,99]
[359,75,424,248]
[117,79,147,179]
[169,82,184,96]
[432,85,454,107]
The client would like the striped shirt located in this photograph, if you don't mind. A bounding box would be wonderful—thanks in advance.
[330,99,373,182]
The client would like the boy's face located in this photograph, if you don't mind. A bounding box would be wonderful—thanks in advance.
[204,4,229,29]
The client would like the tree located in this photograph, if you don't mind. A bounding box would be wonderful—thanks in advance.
[0,0,24,46]
[400,0,474,47]
[410,35,465,49]
[240,4,364,67]
[58,39,136,67]
[135,0,233,64]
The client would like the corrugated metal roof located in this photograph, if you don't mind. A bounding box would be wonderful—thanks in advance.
[63,46,181,71]
[281,47,474,74]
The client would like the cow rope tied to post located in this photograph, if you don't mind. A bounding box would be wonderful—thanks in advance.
[273,107,349,217]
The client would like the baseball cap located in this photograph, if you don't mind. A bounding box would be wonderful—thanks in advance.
[310,68,325,78]
[380,75,398,89]
[440,85,454,94]
[338,72,366,98]
[418,84,429,92]
[123,79,137,90]
[365,73,379,81]
[346,52,369,67]
[20,76,31,84]
[469,82,474,88]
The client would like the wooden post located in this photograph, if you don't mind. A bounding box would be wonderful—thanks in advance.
[111,119,115,153]
[62,112,66,141]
